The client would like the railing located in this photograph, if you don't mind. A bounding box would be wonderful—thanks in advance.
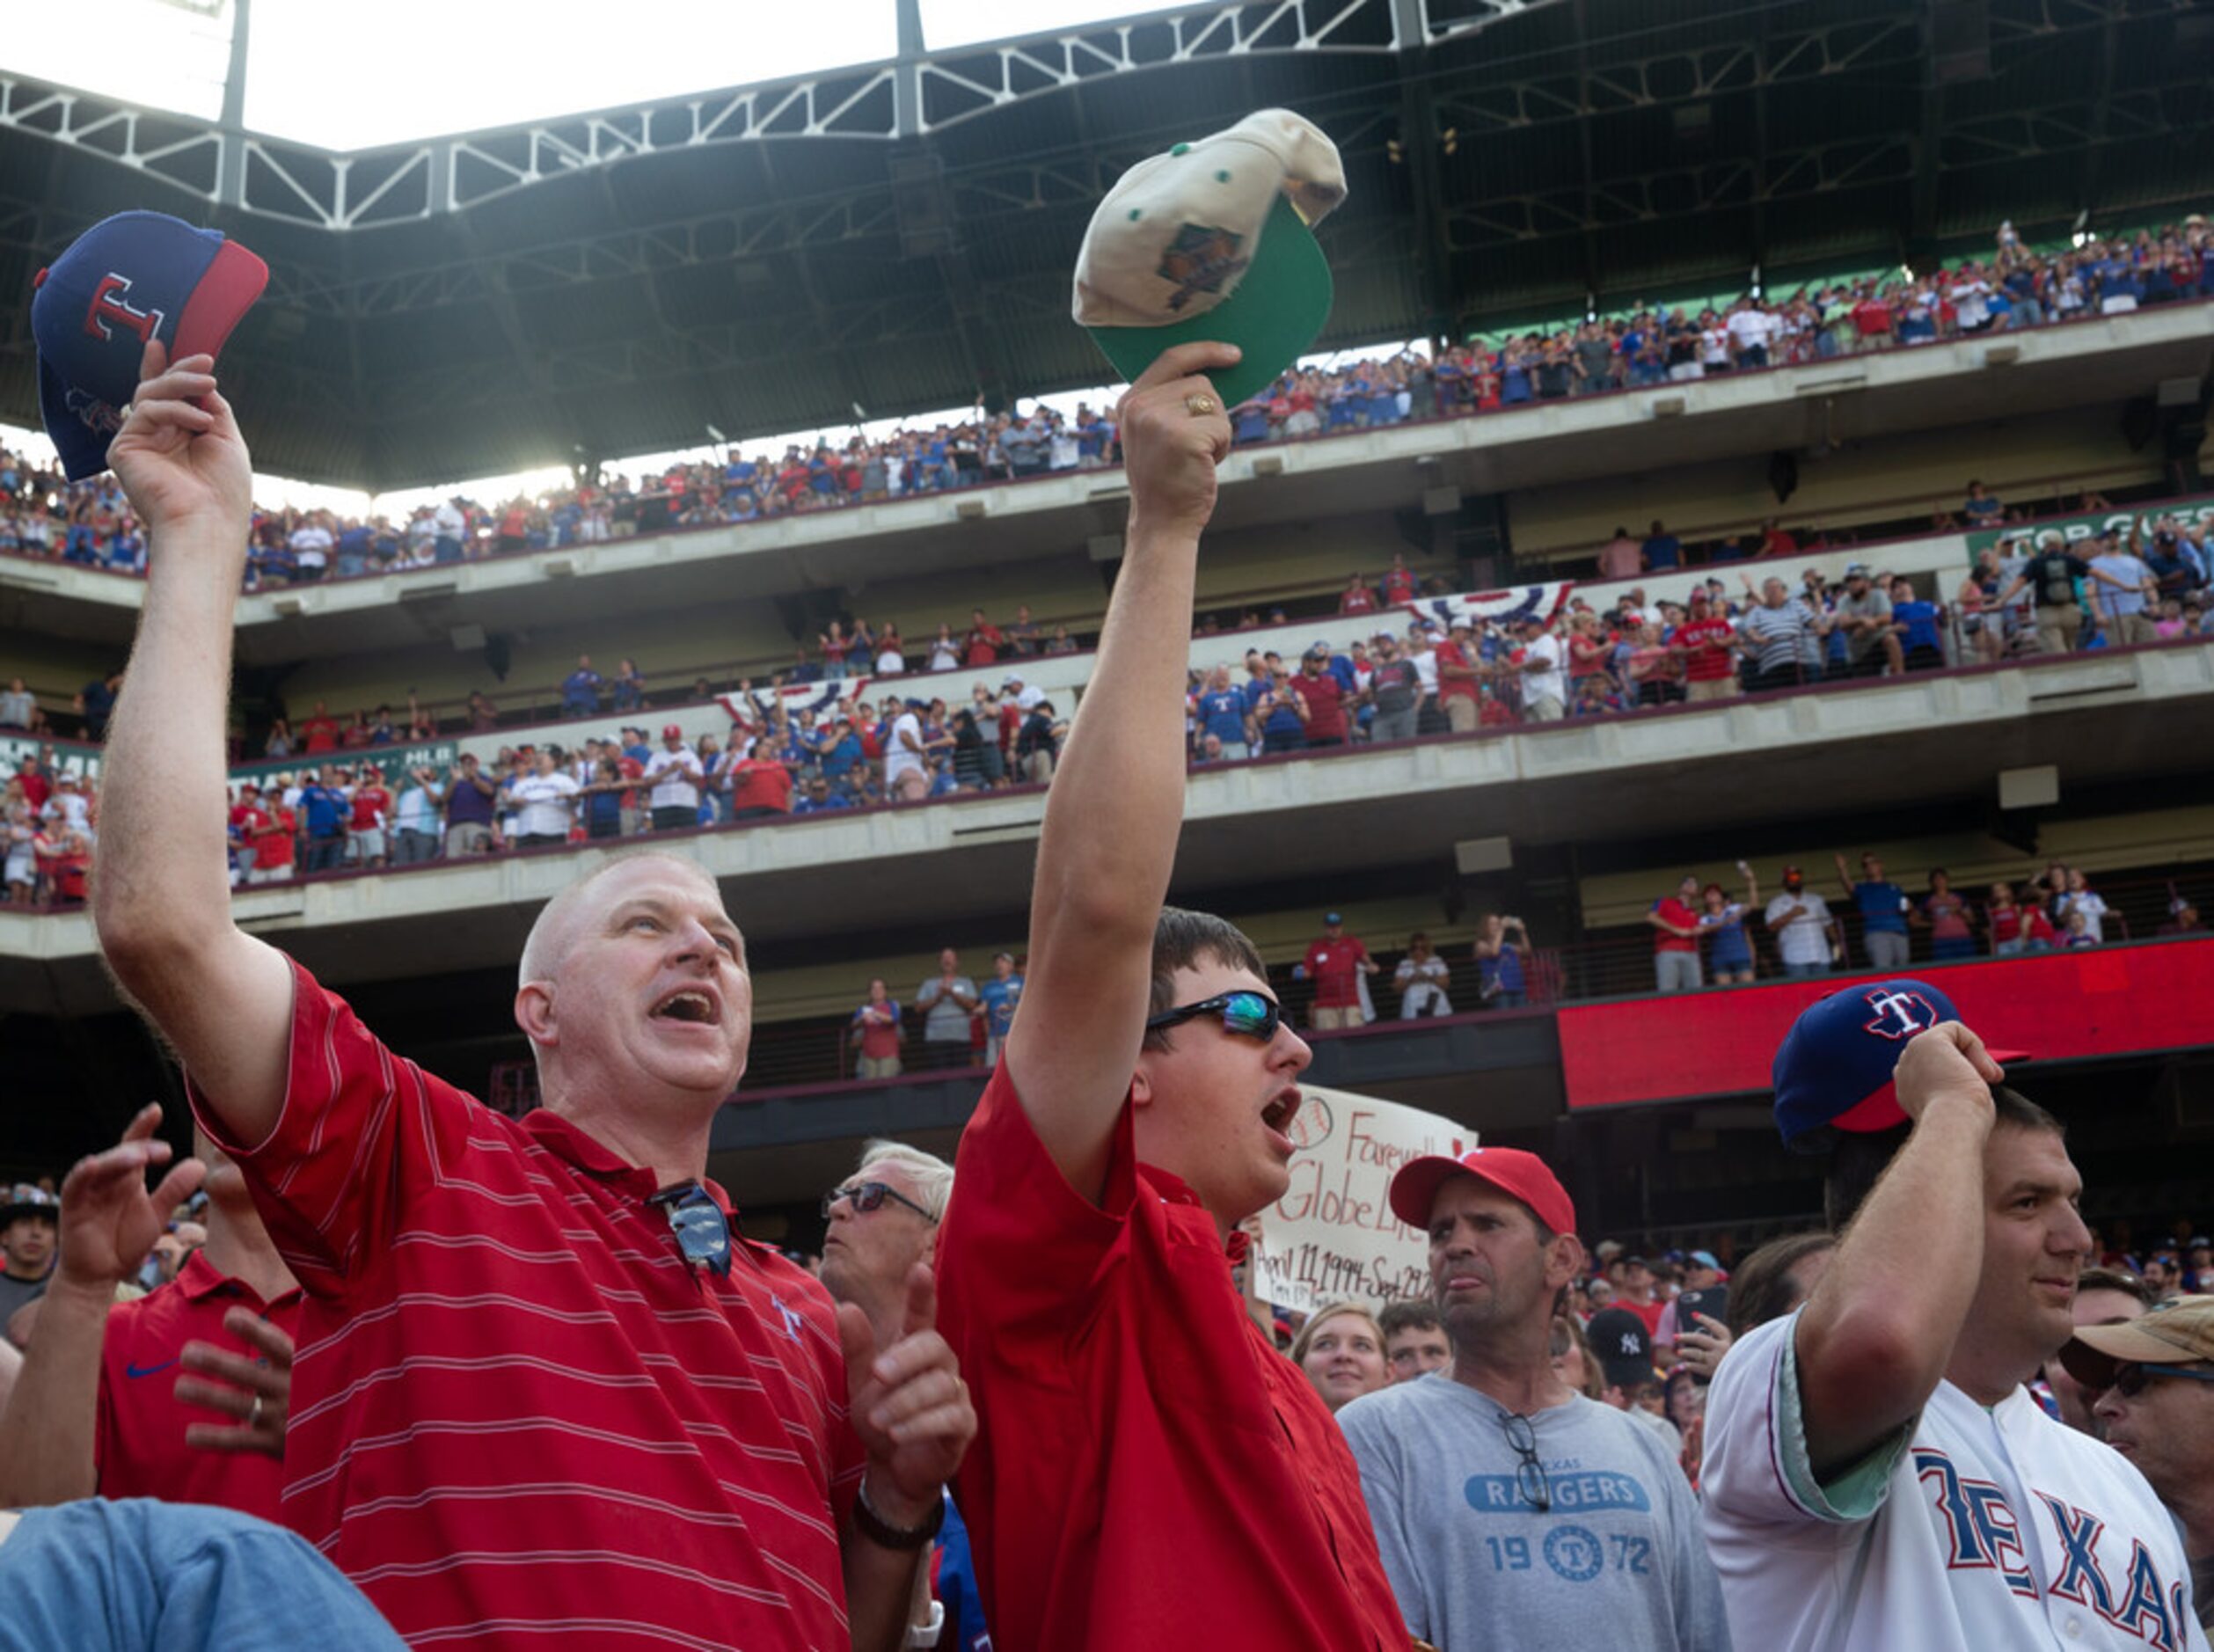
[6,628,2210,914]
[457,874,2207,1105]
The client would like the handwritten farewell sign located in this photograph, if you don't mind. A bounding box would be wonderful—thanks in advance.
[1252,1085,1472,1314]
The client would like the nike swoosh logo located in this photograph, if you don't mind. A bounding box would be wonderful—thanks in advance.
[124,1358,179,1379]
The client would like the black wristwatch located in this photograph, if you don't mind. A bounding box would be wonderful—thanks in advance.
[853,1477,946,1551]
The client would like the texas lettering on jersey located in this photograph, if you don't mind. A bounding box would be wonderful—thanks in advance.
[1918,1449,2191,1650]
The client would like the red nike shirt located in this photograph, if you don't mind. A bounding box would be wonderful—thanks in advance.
[97,1251,303,1520]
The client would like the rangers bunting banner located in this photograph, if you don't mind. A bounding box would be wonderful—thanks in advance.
[1405,585,1571,633]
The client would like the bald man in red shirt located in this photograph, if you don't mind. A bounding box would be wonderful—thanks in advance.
[89,341,975,1652]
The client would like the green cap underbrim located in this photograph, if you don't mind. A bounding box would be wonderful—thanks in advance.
[1085,193,1334,410]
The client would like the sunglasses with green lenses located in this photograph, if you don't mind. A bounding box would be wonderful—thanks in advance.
[1144,990,1282,1042]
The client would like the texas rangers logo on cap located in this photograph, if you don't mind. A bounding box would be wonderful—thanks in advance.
[1772,977,2030,1152]
[31,209,268,482]
[1860,986,1942,1042]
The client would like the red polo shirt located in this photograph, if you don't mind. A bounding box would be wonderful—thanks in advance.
[1653,896,1699,954]
[1304,936,1371,1008]
[189,960,864,1649]
[97,1250,303,1521]
[937,1064,1408,1651]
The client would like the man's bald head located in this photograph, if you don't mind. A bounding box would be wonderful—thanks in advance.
[519,852,725,989]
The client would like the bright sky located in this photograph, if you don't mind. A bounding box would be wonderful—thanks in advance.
[8,0,1198,149]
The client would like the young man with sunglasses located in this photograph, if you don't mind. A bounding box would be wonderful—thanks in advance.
[90,345,975,1650]
[1334,1150,1726,1650]
[2064,1297,2214,1638]
[1702,983,2208,1651]
[935,341,1410,1649]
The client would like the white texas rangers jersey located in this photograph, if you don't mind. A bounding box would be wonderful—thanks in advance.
[1702,1311,2208,1652]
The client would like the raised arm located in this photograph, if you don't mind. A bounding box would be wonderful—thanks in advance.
[91,344,297,1145]
[1793,1026,2003,1477]
[0,1105,204,1506]
[1004,343,1237,1201]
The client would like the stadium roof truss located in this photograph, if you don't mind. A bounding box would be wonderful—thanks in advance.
[0,0,2208,489]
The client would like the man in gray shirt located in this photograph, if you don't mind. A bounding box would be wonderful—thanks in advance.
[1831,565,1902,678]
[914,948,980,1071]
[1339,1146,1729,1651]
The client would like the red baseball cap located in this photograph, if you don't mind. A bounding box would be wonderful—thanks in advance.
[661,723,683,739]
[1389,1147,1576,1236]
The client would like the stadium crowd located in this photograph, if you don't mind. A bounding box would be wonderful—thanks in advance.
[7,285,2214,1652]
[4,210,2213,589]
[6,537,2210,911]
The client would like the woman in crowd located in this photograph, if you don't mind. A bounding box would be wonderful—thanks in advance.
[1473,912,1531,1008]
[2049,865,2109,942]
[1393,932,1452,1019]
[1289,1304,1390,1414]
[610,657,647,713]
[261,716,294,759]
[873,623,906,676]
[1550,1314,1604,1400]
[1699,867,1760,984]
[926,625,960,673]
[1921,867,1978,961]
[3,779,35,904]
[1955,545,2011,665]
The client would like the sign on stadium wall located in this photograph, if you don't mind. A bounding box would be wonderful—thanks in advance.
[1965,493,2214,559]
[1251,1085,1469,1314]
[226,742,460,786]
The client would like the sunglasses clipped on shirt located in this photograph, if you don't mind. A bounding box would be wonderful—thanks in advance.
[1143,990,1282,1044]
[822,1181,939,1224]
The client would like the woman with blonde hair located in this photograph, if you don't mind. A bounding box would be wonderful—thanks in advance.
[1289,1302,1391,1414]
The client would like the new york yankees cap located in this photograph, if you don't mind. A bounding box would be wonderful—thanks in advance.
[32,210,268,481]
[1772,977,2031,1153]
[1583,1307,1660,1392]
[1072,110,1346,409]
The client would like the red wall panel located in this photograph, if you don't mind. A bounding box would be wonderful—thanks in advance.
[1557,939,2214,1110]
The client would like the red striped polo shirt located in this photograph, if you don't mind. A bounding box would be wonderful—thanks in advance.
[97,1249,303,1521]
[937,1062,1411,1649]
[190,959,863,1649]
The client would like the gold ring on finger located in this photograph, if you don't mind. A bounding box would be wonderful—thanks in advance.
[1185,394,1217,417]
[249,1393,266,1429]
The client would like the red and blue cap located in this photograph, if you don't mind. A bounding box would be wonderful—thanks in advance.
[1772,977,2028,1153]
[31,210,267,481]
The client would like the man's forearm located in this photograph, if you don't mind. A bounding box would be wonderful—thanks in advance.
[1800,1093,1989,1402]
[93,524,246,954]
[0,1279,106,1505]
[841,1525,928,1652]
[1034,520,1198,942]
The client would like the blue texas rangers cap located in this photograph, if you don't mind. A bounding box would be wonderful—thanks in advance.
[1772,977,2030,1153]
[31,210,268,480]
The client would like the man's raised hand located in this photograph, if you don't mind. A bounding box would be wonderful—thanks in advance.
[1116,341,1240,539]
[837,1263,975,1524]
[107,340,253,543]
[1894,1022,2005,1122]
[55,1103,206,1295]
